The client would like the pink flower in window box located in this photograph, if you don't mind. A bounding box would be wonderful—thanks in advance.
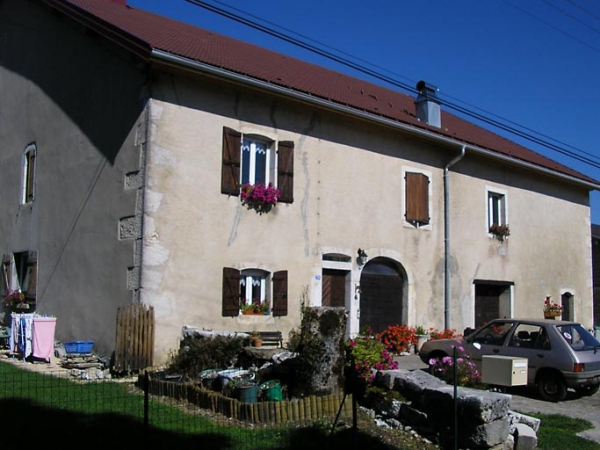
[240,183,280,215]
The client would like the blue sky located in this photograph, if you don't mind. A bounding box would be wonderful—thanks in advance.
[128,0,600,224]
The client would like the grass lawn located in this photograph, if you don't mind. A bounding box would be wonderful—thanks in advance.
[532,413,600,450]
[0,360,435,450]
[2,359,599,449]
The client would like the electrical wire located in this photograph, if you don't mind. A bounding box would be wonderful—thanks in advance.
[185,0,600,169]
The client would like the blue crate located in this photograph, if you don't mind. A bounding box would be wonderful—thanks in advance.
[63,340,94,354]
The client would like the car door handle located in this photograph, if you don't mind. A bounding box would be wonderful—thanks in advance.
[493,349,500,353]
[537,354,544,358]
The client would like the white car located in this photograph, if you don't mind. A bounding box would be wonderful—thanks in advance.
[418,318,600,402]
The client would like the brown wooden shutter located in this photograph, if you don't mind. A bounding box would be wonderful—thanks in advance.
[222,267,240,316]
[0,254,9,295]
[277,141,294,203]
[272,270,288,317]
[23,252,37,298]
[405,172,429,224]
[221,127,241,195]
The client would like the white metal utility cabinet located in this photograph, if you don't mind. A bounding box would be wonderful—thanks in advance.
[481,355,528,387]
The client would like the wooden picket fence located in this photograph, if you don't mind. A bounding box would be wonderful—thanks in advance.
[144,374,352,424]
[113,303,154,373]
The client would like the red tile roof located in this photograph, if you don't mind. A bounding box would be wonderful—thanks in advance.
[45,0,598,187]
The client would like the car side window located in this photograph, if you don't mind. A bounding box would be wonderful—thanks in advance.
[472,322,514,346]
[531,327,551,350]
[508,324,539,349]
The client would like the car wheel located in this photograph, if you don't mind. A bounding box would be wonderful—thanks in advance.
[575,384,600,397]
[537,372,567,402]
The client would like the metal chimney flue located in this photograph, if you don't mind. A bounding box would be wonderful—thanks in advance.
[414,80,441,128]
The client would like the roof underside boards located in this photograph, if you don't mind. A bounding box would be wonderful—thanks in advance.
[40,0,599,188]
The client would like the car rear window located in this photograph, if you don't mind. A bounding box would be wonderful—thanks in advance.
[556,324,600,351]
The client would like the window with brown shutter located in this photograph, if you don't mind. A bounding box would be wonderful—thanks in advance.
[272,270,288,317]
[405,172,429,225]
[221,127,241,195]
[277,141,294,203]
[222,267,241,316]
[221,127,295,206]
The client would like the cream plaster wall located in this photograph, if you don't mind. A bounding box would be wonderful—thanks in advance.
[140,71,593,364]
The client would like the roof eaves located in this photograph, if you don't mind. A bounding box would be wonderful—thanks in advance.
[152,49,600,191]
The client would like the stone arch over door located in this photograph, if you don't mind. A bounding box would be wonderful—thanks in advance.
[359,257,406,334]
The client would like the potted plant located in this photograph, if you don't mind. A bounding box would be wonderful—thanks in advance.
[2,290,28,311]
[240,182,280,215]
[250,331,263,348]
[259,300,270,315]
[414,325,429,353]
[489,223,510,241]
[543,296,562,319]
[240,303,255,315]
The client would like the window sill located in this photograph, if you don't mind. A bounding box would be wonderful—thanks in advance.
[237,314,275,325]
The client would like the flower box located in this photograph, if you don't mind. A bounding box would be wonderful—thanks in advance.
[544,311,561,318]
[240,183,280,215]
[63,340,94,354]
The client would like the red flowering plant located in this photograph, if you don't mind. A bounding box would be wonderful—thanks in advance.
[428,327,461,341]
[2,290,25,309]
[240,182,280,215]
[543,296,562,315]
[377,324,417,354]
[489,223,510,241]
[344,327,398,391]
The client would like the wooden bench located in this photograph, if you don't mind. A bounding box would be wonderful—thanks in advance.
[246,331,283,348]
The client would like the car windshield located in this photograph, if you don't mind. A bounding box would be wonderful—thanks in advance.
[469,321,515,346]
[556,324,600,351]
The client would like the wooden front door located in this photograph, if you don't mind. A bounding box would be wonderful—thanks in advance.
[359,259,404,334]
[322,269,346,307]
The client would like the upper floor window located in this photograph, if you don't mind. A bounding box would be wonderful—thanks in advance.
[487,188,509,239]
[22,143,37,204]
[488,192,505,226]
[241,137,272,185]
[404,171,430,227]
[221,127,294,203]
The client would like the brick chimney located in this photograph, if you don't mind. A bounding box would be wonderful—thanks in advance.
[414,80,441,128]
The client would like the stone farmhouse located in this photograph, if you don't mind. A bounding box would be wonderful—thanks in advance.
[1,0,599,365]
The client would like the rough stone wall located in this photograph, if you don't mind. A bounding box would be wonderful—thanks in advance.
[375,369,539,450]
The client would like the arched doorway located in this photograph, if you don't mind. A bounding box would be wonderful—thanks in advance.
[359,258,405,334]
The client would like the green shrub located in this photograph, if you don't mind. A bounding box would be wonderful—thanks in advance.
[166,335,245,381]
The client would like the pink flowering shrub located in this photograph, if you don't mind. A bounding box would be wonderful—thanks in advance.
[345,328,398,389]
[240,183,280,214]
[429,341,481,387]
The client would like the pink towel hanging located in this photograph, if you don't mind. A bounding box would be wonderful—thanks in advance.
[32,317,56,361]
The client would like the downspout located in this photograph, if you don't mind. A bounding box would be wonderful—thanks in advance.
[444,145,466,329]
